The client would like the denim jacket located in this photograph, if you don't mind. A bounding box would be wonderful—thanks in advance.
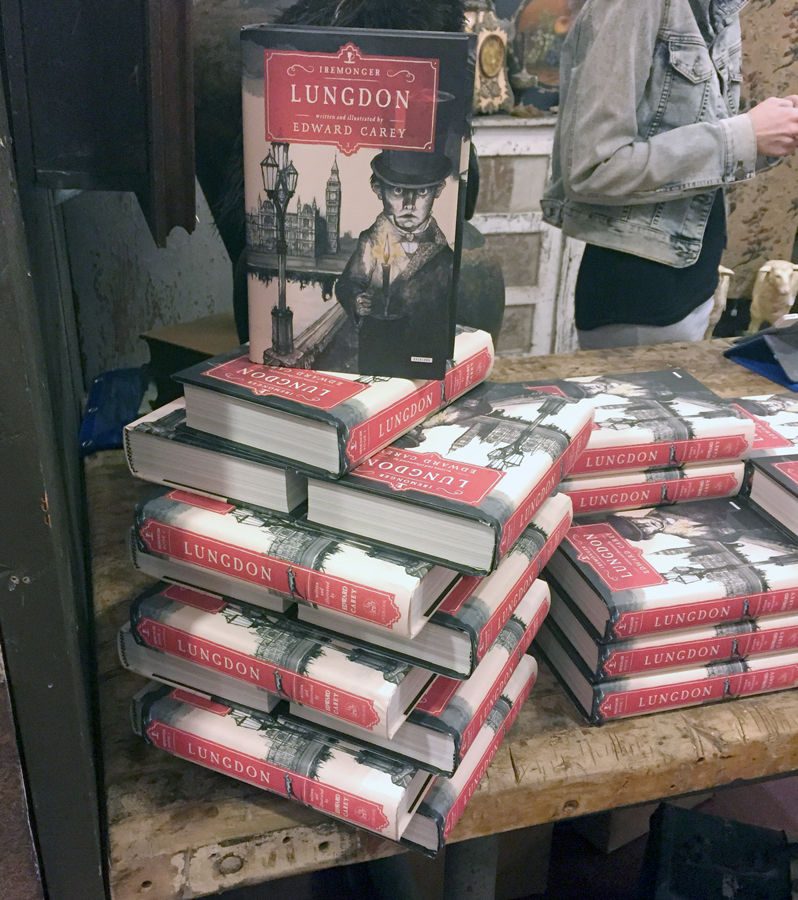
[542,0,762,267]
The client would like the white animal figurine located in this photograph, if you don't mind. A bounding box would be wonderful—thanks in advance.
[748,259,798,333]
[704,265,735,339]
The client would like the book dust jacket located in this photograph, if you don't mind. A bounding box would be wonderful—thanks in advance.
[243,25,475,379]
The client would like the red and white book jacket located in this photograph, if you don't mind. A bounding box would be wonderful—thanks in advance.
[130,582,434,739]
[547,497,798,640]
[133,488,457,637]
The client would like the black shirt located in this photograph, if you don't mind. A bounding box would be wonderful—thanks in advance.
[575,190,727,331]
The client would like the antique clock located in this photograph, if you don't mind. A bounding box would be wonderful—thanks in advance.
[465,0,514,114]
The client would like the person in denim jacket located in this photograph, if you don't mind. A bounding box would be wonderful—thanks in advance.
[542,0,798,349]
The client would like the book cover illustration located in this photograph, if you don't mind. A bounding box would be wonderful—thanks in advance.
[131,583,424,735]
[133,683,426,841]
[403,656,537,853]
[527,370,754,474]
[243,25,474,378]
[410,580,548,764]
[134,488,454,633]
[732,394,798,456]
[561,462,745,516]
[341,381,594,562]
[433,492,571,663]
[175,325,494,475]
[556,498,798,638]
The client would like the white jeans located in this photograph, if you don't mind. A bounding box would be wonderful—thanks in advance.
[577,297,715,350]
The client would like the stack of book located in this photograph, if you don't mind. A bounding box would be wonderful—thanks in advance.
[535,497,798,724]
[519,370,757,516]
[119,322,598,852]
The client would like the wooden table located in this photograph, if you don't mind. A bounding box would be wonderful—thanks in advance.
[91,340,798,899]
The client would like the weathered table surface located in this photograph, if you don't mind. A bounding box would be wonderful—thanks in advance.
[91,340,798,900]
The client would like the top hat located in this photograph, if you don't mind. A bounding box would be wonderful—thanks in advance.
[609,515,662,542]
[371,150,452,189]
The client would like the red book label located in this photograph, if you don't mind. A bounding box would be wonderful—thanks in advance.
[345,382,441,467]
[602,636,738,677]
[416,677,460,716]
[775,460,798,486]
[571,434,752,475]
[137,619,381,729]
[568,472,740,515]
[737,623,798,656]
[167,490,235,515]
[729,662,798,695]
[170,689,230,715]
[162,585,227,613]
[264,43,439,156]
[354,448,504,504]
[146,721,391,831]
[137,519,403,628]
[598,675,728,720]
[613,597,749,638]
[203,356,366,409]
[732,404,793,451]
[444,347,495,402]
[569,523,667,591]
[443,673,535,838]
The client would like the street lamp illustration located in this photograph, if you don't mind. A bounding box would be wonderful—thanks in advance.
[261,143,299,357]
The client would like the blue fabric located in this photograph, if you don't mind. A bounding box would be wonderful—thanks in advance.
[724,330,798,392]
[79,367,148,456]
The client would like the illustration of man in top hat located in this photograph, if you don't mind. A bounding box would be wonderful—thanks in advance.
[334,149,454,372]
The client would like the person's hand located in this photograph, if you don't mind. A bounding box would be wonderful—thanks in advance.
[747,97,798,156]
[354,293,373,317]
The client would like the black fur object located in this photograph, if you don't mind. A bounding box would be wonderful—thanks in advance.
[277,0,466,32]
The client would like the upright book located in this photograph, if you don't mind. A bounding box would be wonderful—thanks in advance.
[306,382,594,573]
[242,24,475,379]
[130,583,434,739]
[298,491,571,676]
[536,617,798,725]
[133,488,457,636]
[527,370,754,475]
[175,326,494,476]
[547,497,798,640]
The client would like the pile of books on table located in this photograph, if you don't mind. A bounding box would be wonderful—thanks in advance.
[534,384,798,725]
[119,325,598,852]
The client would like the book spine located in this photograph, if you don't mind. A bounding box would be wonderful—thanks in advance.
[612,589,798,638]
[123,428,138,475]
[344,381,443,471]
[570,433,752,476]
[444,345,495,403]
[442,672,535,839]
[498,417,592,559]
[460,600,549,760]
[133,616,382,730]
[602,621,798,677]
[142,714,392,833]
[136,518,406,629]
[601,635,740,678]
[594,674,729,723]
[566,471,741,516]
